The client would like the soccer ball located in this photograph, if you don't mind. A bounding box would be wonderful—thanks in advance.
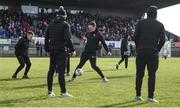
[75,68,83,76]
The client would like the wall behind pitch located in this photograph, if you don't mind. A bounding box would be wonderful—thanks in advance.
[64,7,136,18]
[83,8,136,18]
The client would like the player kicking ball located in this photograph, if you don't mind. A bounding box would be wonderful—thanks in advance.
[69,21,111,82]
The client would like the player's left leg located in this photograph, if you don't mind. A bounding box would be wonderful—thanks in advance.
[135,53,146,101]
[56,52,73,97]
[71,52,88,80]
[47,51,56,96]
[147,54,159,102]
[89,56,109,82]
[116,58,124,70]
[125,56,128,69]
[12,56,25,79]
[23,56,32,79]
[116,54,125,70]
[66,54,70,76]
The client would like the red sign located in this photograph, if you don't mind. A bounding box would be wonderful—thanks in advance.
[175,42,180,47]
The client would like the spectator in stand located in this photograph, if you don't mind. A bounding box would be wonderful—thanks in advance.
[0,26,6,38]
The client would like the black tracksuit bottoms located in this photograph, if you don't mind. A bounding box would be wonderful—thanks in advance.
[118,52,128,68]
[47,50,66,93]
[66,54,70,74]
[135,51,159,98]
[72,52,105,79]
[14,55,31,76]
[55,53,70,74]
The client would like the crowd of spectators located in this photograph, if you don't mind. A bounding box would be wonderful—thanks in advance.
[67,12,136,41]
[0,9,137,41]
[0,9,179,42]
[0,9,31,38]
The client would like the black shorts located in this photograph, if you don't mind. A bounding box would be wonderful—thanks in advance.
[82,52,96,59]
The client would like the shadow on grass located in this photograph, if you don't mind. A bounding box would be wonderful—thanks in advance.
[28,76,47,79]
[100,100,147,107]
[0,95,47,107]
[13,83,58,90]
[66,80,99,85]
[88,75,133,80]
[84,69,117,73]
[0,76,46,82]
[0,78,13,81]
[176,82,180,85]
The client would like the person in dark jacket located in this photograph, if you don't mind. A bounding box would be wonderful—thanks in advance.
[133,6,165,102]
[12,31,34,79]
[44,6,76,97]
[116,34,129,70]
[69,21,111,82]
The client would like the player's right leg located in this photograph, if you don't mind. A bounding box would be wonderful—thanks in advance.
[55,52,73,97]
[135,53,146,101]
[116,55,125,70]
[147,54,159,102]
[70,52,88,81]
[12,56,25,79]
[125,56,128,69]
[66,55,70,76]
[23,56,32,79]
[47,52,56,96]
[89,56,109,82]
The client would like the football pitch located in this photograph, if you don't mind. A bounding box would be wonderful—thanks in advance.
[0,57,180,107]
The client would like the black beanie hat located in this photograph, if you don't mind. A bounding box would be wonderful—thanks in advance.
[147,5,158,18]
[56,6,67,18]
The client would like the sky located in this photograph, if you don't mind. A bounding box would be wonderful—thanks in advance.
[157,3,180,37]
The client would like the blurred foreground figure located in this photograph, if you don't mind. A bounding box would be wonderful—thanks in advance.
[133,5,165,103]
[45,6,76,97]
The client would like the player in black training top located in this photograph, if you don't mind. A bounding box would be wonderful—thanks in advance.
[116,34,129,70]
[69,21,111,82]
[12,31,34,79]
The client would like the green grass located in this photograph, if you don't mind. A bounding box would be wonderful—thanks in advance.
[0,57,180,107]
